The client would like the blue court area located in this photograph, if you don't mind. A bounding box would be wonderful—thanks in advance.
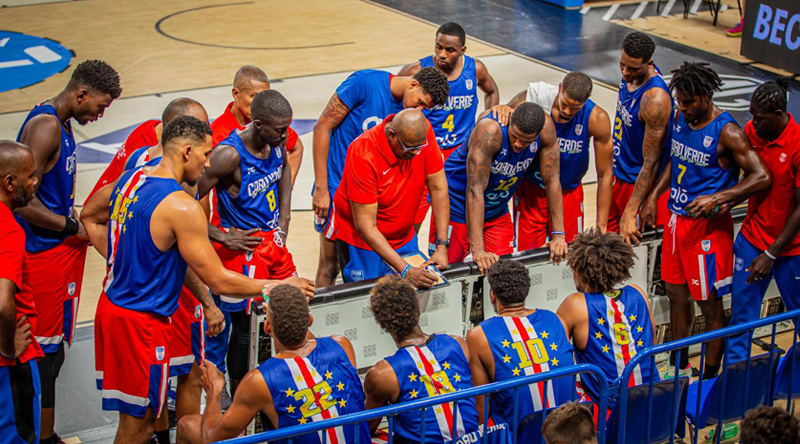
[0,31,72,93]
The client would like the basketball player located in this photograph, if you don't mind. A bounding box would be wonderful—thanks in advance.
[501,72,613,248]
[0,141,41,444]
[176,285,370,444]
[728,77,800,363]
[15,59,121,444]
[81,116,313,443]
[364,276,479,443]
[642,62,769,379]
[557,229,657,407]
[609,32,673,244]
[441,102,566,273]
[197,90,298,396]
[466,260,575,431]
[397,22,500,228]
[312,67,449,286]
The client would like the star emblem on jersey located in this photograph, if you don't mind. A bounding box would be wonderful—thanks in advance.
[550,343,558,351]
[286,405,296,413]
[337,382,345,391]
[285,388,295,397]
[298,418,307,425]
[409,389,418,399]
[409,373,418,382]
[454,374,461,382]
[629,315,636,322]
[503,355,512,363]
[595,332,603,339]
[597,318,606,326]
[637,340,644,347]
[339,399,346,408]
[540,331,549,339]
[325,371,333,380]
[512,368,521,376]
[442,362,451,370]
[637,326,643,333]
[501,339,511,348]
[602,345,610,353]
[465,79,473,90]
[551,358,559,367]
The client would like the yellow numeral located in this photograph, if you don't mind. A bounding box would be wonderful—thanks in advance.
[613,323,631,346]
[677,163,687,185]
[442,114,455,132]
[511,338,549,369]
[293,380,337,418]
[494,177,518,192]
[420,370,455,397]
[614,117,623,141]
[267,190,277,212]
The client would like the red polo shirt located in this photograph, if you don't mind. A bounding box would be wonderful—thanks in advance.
[0,203,43,366]
[211,102,298,151]
[333,115,442,250]
[741,114,800,256]
[85,119,160,203]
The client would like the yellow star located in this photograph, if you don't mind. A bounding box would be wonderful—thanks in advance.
[339,399,347,408]
[435,407,444,415]
[550,343,558,351]
[511,329,518,336]
[608,310,615,316]
[637,340,644,347]
[526,326,534,333]
[127,211,133,219]
[502,355,512,363]
[636,326,643,333]
[540,331,549,339]
[295,374,304,383]
[325,371,333,380]
[285,388,295,397]
[409,389,418,399]
[501,339,510,348]
[286,404,296,413]
[133,196,139,202]
[602,345,610,353]
[409,373,418,382]
[595,332,603,339]
[298,418,307,425]
[122,225,127,233]
[597,318,606,326]
[336,382,345,391]
[311,370,318,378]
[551,358,559,367]
[512,368,521,376]
[454,374,462,382]
[417,362,424,369]
[443,362,451,370]
[629,315,637,322]
[616,352,623,359]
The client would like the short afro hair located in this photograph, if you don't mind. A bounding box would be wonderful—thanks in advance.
[69,59,122,99]
[622,32,656,62]
[251,89,293,122]
[669,61,723,98]
[437,22,466,46]
[740,405,799,444]
[267,285,310,347]
[562,72,593,103]
[751,76,792,114]
[567,228,636,293]
[370,275,420,339]
[161,97,204,127]
[541,402,597,443]
[511,102,546,135]
[487,260,531,305]
[414,67,450,108]
[161,115,212,149]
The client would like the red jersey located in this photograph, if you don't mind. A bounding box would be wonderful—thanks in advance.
[0,204,43,366]
[85,119,160,203]
[741,114,800,256]
[211,102,297,151]
[333,115,442,250]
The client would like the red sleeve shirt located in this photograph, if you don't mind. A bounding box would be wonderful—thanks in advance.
[333,115,442,250]
[211,102,298,152]
[740,115,800,256]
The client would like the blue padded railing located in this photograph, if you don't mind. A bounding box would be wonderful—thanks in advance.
[218,363,609,444]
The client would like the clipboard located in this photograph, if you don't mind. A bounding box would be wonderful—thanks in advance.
[400,252,449,289]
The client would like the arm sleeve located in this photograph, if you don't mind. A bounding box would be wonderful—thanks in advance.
[335,72,369,111]
[0,228,25,291]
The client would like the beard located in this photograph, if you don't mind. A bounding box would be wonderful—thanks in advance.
[12,185,33,208]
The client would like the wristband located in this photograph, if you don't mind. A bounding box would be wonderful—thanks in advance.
[61,216,79,236]
[764,250,778,261]
[400,264,412,278]
[551,231,566,237]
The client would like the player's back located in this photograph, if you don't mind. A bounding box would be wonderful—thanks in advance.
[258,336,371,444]
[124,146,155,171]
[479,309,575,427]
[576,285,657,402]
[104,167,187,317]
[383,334,479,443]
[420,55,479,149]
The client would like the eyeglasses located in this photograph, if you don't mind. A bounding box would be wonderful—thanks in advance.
[393,131,429,152]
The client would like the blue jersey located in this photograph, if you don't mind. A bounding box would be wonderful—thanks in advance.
[612,67,673,184]
[576,286,658,403]
[668,111,739,216]
[258,337,371,444]
[215,131,283,231]
[420,55,479,149]
[124,146,154,171]
[15,104,77,253]
[479,310,576,428]
[325,70,403,196]
[384,334,479,443]
[104,167,187,317]
[446,115,540,224]
[526,100,596,191]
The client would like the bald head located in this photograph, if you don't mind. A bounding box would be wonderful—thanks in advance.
[392,109,428,146]
[0,140,37,209]
[0,141,32,177]
[233,65,269,90]
[161,98,208,127]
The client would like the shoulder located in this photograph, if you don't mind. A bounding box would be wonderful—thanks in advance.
[329,335,356,356]
[159,189,204,219]
[474,58,489,76]
[212,144,241,163]
[558,292,588,316]
[22,113,61,140]
[363,359,397,392]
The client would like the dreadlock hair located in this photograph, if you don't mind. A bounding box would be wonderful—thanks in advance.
[437,22,466,46]
[622,32,656,62]
[369,276,420,340]
[669,61,723,98]
[267,285,310,347]
[69,59,122,99]
[562,72,594,103]
[751,76,792,114]
[413,67,450,107]
[567,228,636,293]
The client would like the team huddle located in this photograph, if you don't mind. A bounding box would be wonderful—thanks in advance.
[0,19,797,444]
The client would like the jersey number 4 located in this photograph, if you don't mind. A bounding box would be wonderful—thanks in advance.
[442,114,455,132]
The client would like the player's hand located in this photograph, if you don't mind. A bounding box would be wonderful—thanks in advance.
[76,218,89,240]
[283,276,316,298]
[199,360,225,396]
[473,250,499,275]
[685,195,719,219]
[490,105,515,126]
[547,235,568,264]
[639,196,658,229]
[425,246,449,271]
[204,305,225,338]
[312,187,331,219]
[221,227,263,252]
[404,267,438,289]
[14,316,32,359]
[620,211,642,246]
[746,253,775,284]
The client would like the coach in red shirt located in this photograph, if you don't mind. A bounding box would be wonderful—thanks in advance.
[729,78,800,362]
[331,109,449,288]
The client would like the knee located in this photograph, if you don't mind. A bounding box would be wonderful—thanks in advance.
[176,415,200,444]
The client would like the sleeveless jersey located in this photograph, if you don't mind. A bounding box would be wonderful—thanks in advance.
[258,337,371,444]
[668,111,739,216]
[325,70,403,196]
[384,334,479,443]
[446,115,540,224]
[15,103,77,253]
[479,310,575,427]
[612,66,673,184]
[576,286,658,402]
[527,100,596,191]
[420,55,479,149]
[215,131,283,231]
[104,167,187,317]
[124,146,153,171]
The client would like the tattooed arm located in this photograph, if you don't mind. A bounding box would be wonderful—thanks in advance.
[538,115,567,263]
[312,93,351,220]
[466,119,504,274]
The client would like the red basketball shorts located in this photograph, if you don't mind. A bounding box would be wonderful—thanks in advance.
[169,287,205,377]
[415,146,458,225]
[434,212,515,264]
[514,180,584,251]
[607,178,669,233]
